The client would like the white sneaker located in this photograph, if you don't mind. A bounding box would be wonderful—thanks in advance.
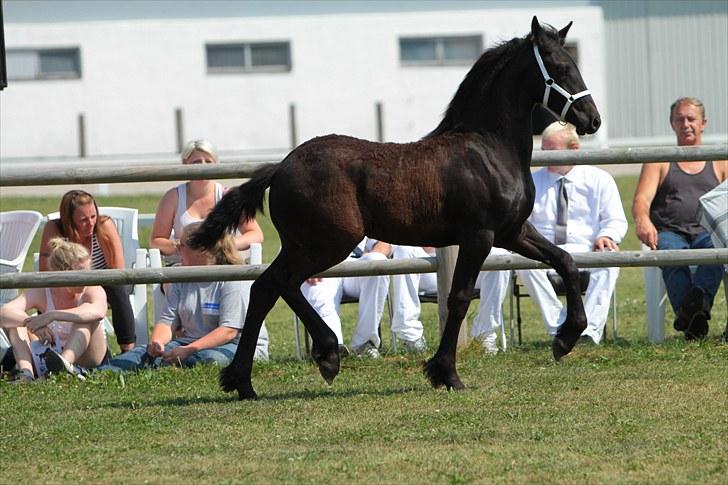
[478,332,499,355]
[43,348,87,380]
[352,341,381,359]
[403,336,427,354]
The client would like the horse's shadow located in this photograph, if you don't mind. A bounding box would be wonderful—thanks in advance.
[99,382,437,409]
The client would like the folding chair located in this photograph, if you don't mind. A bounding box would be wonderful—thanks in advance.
[509,269,618,346]
[0,210,43,361]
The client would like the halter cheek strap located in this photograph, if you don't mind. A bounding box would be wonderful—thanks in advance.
[533,43,591,121]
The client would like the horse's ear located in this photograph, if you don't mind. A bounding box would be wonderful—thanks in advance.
[531,16,543,40]
[558,21,573,42]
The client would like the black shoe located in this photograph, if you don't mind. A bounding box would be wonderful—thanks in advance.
[675,287,711,336]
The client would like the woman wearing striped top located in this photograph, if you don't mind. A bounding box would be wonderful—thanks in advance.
[39,190,136,352]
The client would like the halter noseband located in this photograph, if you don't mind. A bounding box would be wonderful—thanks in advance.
[533,43,591,122]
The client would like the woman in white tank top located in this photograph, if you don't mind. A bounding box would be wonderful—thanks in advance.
[150,140,264,264]
[0,239,108,381]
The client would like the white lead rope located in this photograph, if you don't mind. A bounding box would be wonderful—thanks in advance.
[533,43,591,121]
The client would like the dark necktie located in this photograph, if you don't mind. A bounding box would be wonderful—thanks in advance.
[554,178,568,245]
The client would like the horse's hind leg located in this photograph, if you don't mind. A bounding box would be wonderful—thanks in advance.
[501,222,587,360]
[220,260,285,400]
[277,244,355,385]
[424,237,493,391]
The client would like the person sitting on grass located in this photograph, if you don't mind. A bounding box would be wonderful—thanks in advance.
[104,222,268,372]
[0,238,108,382]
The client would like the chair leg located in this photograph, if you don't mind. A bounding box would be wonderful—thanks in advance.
[516,284,523,346]
[387,291,397,353]
[293,314,303,361]
[612,285,618,342]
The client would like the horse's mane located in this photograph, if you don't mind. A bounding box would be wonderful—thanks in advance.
[426,26,560,138]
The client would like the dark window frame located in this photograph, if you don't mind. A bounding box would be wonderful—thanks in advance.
[206,41,291,74]
[6,47,82,81]
[399,35,483,66]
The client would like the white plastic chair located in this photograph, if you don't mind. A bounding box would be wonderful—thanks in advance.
[38,207,149,345]
[0,210,43,361]
[0,210,43,302]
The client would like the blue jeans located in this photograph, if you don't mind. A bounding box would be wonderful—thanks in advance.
[657,230,723,313]
[102,339,238,372]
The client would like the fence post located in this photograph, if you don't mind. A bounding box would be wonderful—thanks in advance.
[289,103,297,148]
[77,113,86,158]
[436,246,469,350]
[175,107,184,154]
[375,101,384,142]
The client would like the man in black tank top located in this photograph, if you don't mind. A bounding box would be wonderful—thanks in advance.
[633,97,728,340]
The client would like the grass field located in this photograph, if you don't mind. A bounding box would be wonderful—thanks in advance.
[1,175,727,483]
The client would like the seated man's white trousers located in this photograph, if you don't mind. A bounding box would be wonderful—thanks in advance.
[471,247,511,340]
[301,252,390,348]
[391,245,438,342]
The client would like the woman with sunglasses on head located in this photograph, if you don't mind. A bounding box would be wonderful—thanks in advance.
[150,139,264,265]
[39,189,136,353]
[1,239,108,381]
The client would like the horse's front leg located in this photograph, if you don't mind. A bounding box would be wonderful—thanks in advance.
[424,237,493,390]
[220,270,281,400]
[502,222,587,360]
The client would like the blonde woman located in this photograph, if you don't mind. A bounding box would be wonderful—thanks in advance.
[106,222,268,371]
[150,139,264,264]
[40,189,136,352]
[0,239,108,381]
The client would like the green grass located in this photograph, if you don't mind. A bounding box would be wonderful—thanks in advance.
[1,176,727,483]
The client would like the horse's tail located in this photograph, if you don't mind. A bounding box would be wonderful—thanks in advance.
[189,163,279,251]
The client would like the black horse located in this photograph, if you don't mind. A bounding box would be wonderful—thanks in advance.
[191,17,601,400]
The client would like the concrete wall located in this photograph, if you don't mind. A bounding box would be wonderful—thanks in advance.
[1,7,606,160]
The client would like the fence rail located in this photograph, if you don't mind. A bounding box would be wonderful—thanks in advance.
[1,145,726,186]
[2,249,726,290]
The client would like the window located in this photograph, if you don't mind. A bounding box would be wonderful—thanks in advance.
[206,42,291,73]
[400,35,482,66]
[7,48,81,81]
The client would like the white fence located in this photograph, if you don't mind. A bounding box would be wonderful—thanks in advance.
[1,144,727,346]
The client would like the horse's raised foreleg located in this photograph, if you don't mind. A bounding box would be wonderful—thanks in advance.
[220,266,282,400]
[501,222,587,360]
[424,237,493,391]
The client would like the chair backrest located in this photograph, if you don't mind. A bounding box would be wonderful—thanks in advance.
[0,210,43,271]
[99,207,140,269]
[47,206,139,269]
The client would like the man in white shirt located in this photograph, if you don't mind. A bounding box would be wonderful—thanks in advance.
[472,121,628,352]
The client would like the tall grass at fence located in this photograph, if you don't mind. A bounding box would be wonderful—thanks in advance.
[1,176,727,483]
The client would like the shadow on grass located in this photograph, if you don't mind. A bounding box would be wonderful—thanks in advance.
[99,381,431,409]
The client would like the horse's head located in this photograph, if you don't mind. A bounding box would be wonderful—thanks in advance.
[530,16,601,135]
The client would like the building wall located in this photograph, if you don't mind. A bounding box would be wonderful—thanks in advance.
[598,0,728,144]
[1,7,606,160]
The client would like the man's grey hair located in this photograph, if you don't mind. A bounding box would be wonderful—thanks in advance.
[670,97,705,122]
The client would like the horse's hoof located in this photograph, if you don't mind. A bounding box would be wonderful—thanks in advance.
[237,387,258,401]
[423,356,465,390]
[316,349,340,385]
[219,365,256,399]
[552,337,572,361]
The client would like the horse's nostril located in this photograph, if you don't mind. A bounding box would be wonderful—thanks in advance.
[592,116,601,130]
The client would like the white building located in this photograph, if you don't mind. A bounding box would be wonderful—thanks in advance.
[1,1,607,162]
